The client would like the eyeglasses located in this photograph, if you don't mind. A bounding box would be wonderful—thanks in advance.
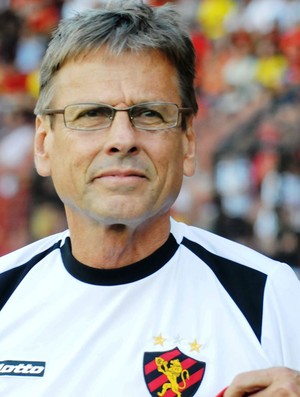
[42,102,193,131]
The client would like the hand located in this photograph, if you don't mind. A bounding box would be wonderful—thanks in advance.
[223,367,300,396]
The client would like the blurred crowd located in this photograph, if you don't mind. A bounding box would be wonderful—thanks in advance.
[0,0,299,274]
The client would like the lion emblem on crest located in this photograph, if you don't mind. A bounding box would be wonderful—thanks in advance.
[155,356,190,397]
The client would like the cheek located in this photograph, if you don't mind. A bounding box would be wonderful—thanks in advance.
[155,137,185,189]
[52,132,99,171]
[49,138,91,198]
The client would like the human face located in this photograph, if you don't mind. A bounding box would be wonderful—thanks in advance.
[35,49,196,227]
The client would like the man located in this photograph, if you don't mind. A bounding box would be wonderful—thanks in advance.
[0,2,299,396]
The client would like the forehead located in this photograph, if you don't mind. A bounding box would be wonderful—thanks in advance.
[52,49,181,106]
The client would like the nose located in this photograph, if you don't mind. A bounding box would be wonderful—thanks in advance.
[104,110,140,156]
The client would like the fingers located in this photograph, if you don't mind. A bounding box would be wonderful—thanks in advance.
[223,367,300,397]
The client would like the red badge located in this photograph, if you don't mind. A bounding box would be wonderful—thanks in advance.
[144,347,206,397]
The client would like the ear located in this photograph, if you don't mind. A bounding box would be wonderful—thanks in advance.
[34,115,52,177]
[182,117,196,177]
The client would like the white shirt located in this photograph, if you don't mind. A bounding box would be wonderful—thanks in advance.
[0,219,299,397]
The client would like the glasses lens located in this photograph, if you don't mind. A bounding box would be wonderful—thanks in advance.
[130,103,178,130]
[64,104,113,130]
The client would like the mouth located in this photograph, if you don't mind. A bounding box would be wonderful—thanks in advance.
[93,169,147,183]
[98,169,146,177]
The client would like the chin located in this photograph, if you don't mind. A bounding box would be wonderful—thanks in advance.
[96,209,162,228]
[89,209,147,226]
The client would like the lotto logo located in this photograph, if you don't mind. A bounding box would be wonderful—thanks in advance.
[0,361,46,377]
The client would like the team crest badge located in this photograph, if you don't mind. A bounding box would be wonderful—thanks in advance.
[143,347,206,397]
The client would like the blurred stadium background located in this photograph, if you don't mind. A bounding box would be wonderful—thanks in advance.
[0,0,299,276]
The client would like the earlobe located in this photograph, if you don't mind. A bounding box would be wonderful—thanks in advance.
[34,116,52,177]
[183,123,196,177]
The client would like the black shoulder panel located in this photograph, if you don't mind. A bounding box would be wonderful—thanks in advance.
[0,241,61,311]
[182,237,267,342]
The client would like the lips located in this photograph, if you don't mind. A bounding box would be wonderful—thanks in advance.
[93,169,147,180]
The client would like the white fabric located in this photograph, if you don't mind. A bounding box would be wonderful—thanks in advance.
[0,220,299,397]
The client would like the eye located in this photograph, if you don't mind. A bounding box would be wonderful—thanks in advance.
[64,104,114,130]
[132,107,165,123]
[76,106,112,120]
[141,110,164,119]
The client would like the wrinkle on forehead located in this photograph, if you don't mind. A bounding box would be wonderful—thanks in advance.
[51,48,181,107]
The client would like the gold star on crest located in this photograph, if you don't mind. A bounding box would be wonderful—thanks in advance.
[189,339,202,352]
[153,333,167,346]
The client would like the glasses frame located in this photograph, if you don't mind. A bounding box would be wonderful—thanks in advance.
[41,102,194,131]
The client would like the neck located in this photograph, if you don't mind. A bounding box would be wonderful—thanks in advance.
[65,213,171,269]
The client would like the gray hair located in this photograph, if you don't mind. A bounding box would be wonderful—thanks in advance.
[34,0,197,115]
